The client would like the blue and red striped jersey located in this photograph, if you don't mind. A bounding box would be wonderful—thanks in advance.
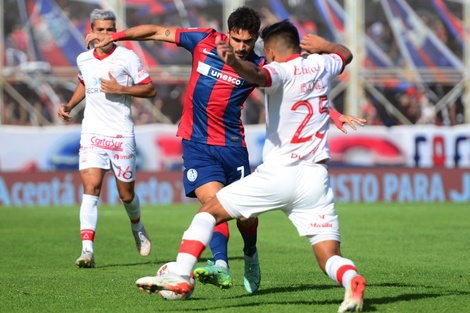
[175,28,266,147]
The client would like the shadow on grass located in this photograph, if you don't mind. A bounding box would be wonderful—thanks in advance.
[78,265,470,312]
[154,281,470,312]
[97,256,249,269]
[362,282,470,311]
[96,260,163,268]
[90,255,247,270]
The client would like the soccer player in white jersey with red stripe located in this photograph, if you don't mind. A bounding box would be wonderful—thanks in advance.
[57,9,156,268]
[135,19,366,312]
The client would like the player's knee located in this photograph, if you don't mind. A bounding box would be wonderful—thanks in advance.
[83,186,101,196]
[119,191,135,203]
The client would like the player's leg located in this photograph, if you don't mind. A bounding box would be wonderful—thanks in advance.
[76,167,106,268]
[304,165,366,312]
[111,136,151,257]
[181,140,233,288]
[137,196,233,295]
[136,164,280,296]
[223,146,261,293]
[115,179,151,257]
[297,163,365,312]
[75,135,115,268]
[236,217,260,293]
[311,240,366,312]
[193,181,233,289]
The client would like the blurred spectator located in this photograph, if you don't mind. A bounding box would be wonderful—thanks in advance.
[0,0,467,127]
[302,20,317,35]
[5,24,28,66]
[159,84,184,123]
[415,88,436,125]
[361,94,382,126]
[196,12,220,29]
[448,101,464,125]
[367,21,400,65]
[30,100,53,126]
[397,87,421,124]
[3,95,29,125]
[132,97,155,125]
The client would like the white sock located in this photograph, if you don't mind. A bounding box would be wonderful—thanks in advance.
[175,212,216,276]
[123,194,142,231]
[325,255,358,288]
[215,260,229,269]
[80,194,99,253]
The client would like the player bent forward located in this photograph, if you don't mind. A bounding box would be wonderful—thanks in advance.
[134,20,366,312]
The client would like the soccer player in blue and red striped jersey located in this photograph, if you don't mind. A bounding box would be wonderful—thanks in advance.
[88,6,265,294]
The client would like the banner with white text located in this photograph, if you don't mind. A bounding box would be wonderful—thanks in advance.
[0,168,468,206]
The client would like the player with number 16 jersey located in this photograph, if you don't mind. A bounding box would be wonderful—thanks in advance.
[58,9,156,269]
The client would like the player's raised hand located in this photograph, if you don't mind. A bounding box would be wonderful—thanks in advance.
[215,35,236,66]
[300,34,330,54]
[86,32,113,49]
[57,104,73,122]
[99,72,121,94]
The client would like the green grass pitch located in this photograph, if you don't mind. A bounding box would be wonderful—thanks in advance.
[0,202,468,312]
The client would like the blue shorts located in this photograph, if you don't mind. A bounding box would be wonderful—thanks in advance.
[182,139,251,198]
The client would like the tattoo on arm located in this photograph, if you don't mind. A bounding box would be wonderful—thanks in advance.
[165,29,170,37]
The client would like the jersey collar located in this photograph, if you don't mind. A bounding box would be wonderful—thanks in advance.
[93,44,117,60]
[285,54,301,62]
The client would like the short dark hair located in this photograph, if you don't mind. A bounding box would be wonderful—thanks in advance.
[227,6,261,36]
[261,19,300,49]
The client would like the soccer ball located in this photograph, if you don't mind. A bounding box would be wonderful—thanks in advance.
[156,262,195,300]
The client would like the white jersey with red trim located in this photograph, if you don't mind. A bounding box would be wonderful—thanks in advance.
[261,52,345,166]
[77,45,151,137]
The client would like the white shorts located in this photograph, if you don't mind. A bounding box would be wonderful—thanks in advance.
[217,162,340,242]
[79,134,137,182]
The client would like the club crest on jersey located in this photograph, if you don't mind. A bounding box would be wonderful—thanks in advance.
[186,168,198,182]
[197,61,244,87]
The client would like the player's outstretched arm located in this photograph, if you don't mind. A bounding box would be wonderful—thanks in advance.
[86,25,178,48]
[300,34,353,65]
[215,35,267,86]
[58,83,86,122]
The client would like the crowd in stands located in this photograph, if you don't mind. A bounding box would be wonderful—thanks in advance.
[1,0,466,127]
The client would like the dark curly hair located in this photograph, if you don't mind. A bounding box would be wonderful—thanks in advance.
[227,6,261,36]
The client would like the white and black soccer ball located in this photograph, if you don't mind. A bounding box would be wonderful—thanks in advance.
[156,262,195,300]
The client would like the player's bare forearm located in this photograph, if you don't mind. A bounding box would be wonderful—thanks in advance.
[104,83,156,98]
[58,83,85,122]
[67,83,86,110]
[231,60,267,86]
[300,34,353,64]
[118,25,177,43]
[215,35,266,86]
[86,25,177,48]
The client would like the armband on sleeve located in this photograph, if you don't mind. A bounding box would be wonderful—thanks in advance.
[112,31,126,41]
